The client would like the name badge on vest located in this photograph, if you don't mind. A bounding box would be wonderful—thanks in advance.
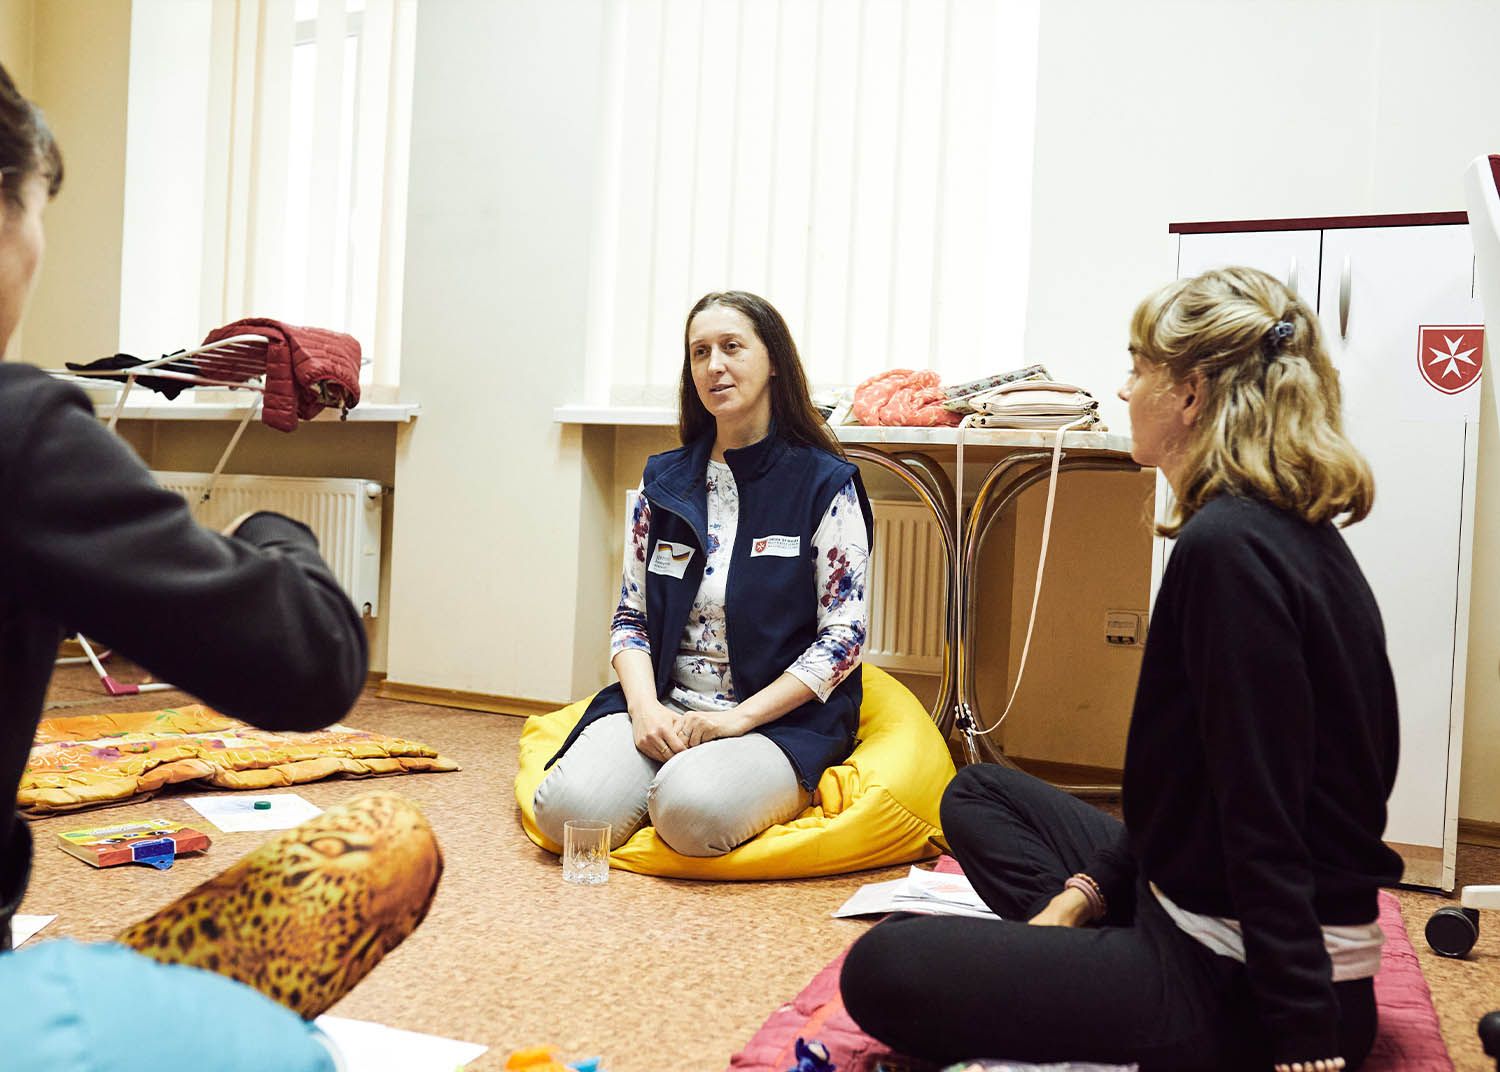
[648,540,695,578]
[750,534,800,558]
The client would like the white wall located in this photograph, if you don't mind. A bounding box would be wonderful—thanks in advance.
[118,0,212,358]
[356,0,1500,824]
[24,1,132,369]
[1023,0,1500,818]
[1026,0,1500,425]
[385,0,613,701]
[0,0,31,91]
[0,0,32,361]
[589,0,1040,399]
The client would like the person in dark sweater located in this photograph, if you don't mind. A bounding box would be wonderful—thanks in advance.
[840,265,1402,1072]
[0,63,416,1071]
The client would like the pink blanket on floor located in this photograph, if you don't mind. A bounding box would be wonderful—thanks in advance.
[728,862,1450,1072]
[1368,890,1453,1070]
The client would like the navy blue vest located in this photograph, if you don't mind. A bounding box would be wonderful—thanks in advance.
[547,429,874,789]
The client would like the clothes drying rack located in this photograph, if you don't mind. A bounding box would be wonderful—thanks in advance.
[46,333,272,696]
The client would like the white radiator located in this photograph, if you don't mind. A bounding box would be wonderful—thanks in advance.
[866,500,945,676]
[152,471,384,617]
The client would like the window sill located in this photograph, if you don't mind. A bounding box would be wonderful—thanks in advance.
[98,394,420,423]
[552,404,1134,453]
[552,403,674,426]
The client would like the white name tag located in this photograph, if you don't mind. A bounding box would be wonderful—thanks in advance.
[648,540,695,578]
[750,534,801,558]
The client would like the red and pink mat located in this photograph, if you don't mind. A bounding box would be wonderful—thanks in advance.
[729,860,1451,1072]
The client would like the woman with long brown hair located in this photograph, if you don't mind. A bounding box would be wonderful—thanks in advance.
[535,291,873,857]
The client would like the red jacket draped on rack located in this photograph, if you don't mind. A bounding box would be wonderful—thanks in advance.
[201,318,363,433]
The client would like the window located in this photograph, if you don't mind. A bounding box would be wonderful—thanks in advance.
[582,0,1042,404]
[119,0,417,387]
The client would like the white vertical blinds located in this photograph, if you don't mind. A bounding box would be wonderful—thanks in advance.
[585,0,1041,401]
[194,0,415,385]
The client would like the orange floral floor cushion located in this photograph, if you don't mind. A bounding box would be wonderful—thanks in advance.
[19,705,459,817]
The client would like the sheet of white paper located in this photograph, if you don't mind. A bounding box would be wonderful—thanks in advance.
[833,867,999,920]
[11,914,55,946]
[314,1015,488,1072]
[892,866,997,917]
[832,877,909,918]
[184,793,324,832]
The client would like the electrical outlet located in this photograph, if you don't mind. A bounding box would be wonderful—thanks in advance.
[1105,610,1145,647]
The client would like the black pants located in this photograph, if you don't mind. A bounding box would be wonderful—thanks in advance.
[839,765,1378,1070]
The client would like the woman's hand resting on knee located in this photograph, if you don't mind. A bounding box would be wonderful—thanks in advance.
[630,701,688,762]
[1028,887,1094,927]
[677,708,753,748]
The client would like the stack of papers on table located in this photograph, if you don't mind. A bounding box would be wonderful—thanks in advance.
[833,866,998,919]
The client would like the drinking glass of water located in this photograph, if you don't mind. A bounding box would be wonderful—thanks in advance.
[562,819,611,885]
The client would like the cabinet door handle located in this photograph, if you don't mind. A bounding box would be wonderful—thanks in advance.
[1288,255,1299,294]
[1339,254,1352,340]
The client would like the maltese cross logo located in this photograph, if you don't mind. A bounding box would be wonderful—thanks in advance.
[1417,325,1484,395]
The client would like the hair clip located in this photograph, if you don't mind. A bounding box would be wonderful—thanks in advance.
[1266,320,1294,351]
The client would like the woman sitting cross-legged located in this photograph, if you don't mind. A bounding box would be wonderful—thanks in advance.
[533,290,872,857]
[840,266,1403,1071]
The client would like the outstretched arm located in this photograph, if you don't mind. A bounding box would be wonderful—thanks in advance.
[1,371,365,730]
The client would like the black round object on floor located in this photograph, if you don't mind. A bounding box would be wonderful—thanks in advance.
[1426,905,1480,958]
[1479,1010,1500,1060]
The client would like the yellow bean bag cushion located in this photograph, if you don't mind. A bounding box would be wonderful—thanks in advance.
[514,663,955,879]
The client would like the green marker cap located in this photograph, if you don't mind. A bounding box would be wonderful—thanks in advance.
[253,800,272,810]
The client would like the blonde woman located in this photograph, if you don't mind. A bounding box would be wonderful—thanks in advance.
[841,266,1400,1072]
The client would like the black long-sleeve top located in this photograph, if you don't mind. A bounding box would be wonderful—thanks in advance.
[0,363,368,939]
[1086,494,1403,1064]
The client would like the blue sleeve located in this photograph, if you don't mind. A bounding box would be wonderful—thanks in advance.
[0,940,337,1072]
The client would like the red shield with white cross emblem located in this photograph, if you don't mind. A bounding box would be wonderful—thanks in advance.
[1417,325,1484,395]
[754,539,767,554]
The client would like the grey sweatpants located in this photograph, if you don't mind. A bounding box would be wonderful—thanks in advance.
[532,710,811,857]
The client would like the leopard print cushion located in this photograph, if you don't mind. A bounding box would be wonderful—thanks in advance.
[116,790,442,1018]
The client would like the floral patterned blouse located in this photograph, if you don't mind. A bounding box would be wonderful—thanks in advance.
[610,460,869,712]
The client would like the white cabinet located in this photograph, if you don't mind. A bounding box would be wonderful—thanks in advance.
[1177,228,1323,306]
[1319,226,1481,424]
[1158,214,1482,889]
